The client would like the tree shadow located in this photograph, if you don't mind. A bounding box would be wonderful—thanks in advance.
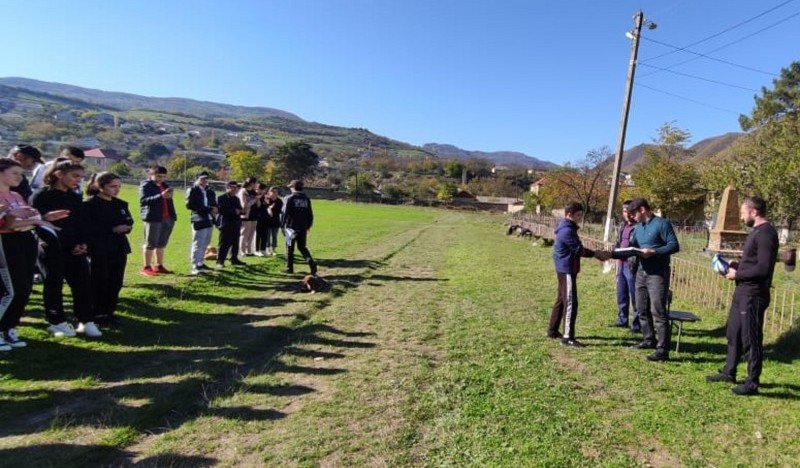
[766,323,800,363]
[369,274,447,282]
[316,258,384,269]
[0,444,218,467]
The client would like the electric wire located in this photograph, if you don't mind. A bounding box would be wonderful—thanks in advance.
[638,63,759,92]
[634,82,742,115]
[641,0,796,62]
[640,36,778,77]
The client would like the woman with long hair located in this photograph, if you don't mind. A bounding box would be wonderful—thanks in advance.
[0,159,59,350]
[84,172,133,327]
[31,161,101,337]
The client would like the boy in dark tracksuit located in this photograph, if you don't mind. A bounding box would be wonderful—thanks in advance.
[707,196,778,395]
[215,181,245,268]
[281,180,316,275]
[547,202,606,347]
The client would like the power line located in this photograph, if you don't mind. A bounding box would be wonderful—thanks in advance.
[642,0,796,62]
[638,63,759,92]
[640,10,800,78]
[634,82,742,115]
[640,36,779,77]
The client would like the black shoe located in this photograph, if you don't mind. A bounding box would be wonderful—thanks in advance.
[630,327,641,333]
[282,267,294,274]
[731,383,758,396]
[309,260,318,275]
[646,350,669,362]
[561,338,584,347]
[608,322,628,328]
[631,341,656,349]
[546,332,561,339]
[196,263,209,271]
[706,372,735,384]
[231,259,247,266]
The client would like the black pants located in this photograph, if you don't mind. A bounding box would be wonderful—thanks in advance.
[217,223,241,264]
[0,232,37,332]
[635,268,671,352]
[548,272,578,339]
[255,220,279,251]
[286,229,314,271]
[722,291,768,388]
[42,242,94,324]
[90,251,127,319]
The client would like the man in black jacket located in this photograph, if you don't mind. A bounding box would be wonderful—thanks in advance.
[281,180,316,274]
[609,200,641,332]
[706,196,778,395]
[215,181,245,268]
[138,165,177,276]
[186,171,217,275]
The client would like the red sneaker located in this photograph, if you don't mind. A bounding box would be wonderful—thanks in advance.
[155,265,173,274]
[140,266,157,276]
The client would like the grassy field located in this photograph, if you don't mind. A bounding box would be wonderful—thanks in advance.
[1,185,798,466]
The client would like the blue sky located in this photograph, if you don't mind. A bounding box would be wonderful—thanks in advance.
[1,0,798,164]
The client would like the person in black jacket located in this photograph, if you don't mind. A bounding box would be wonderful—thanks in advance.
[609,200,641,332]
[215,181,245,268]
[84,172,133,327]
[186,171,217,275]
[281,180,316,275]
[31,161,102,338]
[265,186,283,256]
[706,196,778,396]
[7,144,44,202]
[139,165,177,276]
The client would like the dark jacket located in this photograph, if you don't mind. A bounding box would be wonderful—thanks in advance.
[84,195,134,255]
[30,187,87,252]
[612,215,679,274]
[281,191,313,231]
[139,180,177,223]
[186,184,217,230]
[615,221,638,272]
[216,192,242,229]
[265,197,283,228]
[552,218,595,275]
[735,222,779,298]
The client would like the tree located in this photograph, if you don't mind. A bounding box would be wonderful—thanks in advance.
[632,152,706,222]
[544,146,613,219]
[345,174,375,200]
[436,181,458,202]
[228,150,265,181]
[108,161,131,177]
[167,155,190,179]
[130,142,171,163]
[444,160,466,179]
[272,141,320,183]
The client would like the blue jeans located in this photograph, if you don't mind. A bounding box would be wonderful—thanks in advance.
[616,262,640,329]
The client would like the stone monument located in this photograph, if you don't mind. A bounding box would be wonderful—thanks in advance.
[707,185,748,255]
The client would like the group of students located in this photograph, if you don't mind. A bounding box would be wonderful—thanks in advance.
[143,168,316,277]
[548,196,778,396]
[0,143,318,352]
[0,144,133,350]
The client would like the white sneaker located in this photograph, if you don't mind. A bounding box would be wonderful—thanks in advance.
[0,334,13,351]
[189,266,201,276]
[254,251,265,257]
[214,263,225,270]
[5,328,26,348]
[47,321,77,338]
[77,322,103,338]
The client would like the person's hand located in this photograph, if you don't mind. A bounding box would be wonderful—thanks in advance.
[32,219,60,231]
[161,189,173,199]
[210,206,218,216]
[9,207,39,219]
[43,209,70,222]
[112,224,132,234]
[594,250,611,261]
[71,243,88,256]
[639,248,656,259]
[725,267,737,280]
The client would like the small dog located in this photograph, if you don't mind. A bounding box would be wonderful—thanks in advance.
[297,275,330,294]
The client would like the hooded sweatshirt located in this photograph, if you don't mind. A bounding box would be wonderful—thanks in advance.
[552,218,595,275]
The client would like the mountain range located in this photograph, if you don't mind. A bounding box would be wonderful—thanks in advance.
[0,77,742,170]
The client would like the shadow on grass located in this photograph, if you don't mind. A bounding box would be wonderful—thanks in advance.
[0,444,217,467]
[766,323,800,363]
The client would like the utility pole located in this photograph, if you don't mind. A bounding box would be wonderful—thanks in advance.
[603,11,645,245]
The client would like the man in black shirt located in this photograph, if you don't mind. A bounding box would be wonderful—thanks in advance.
[706,196,778,395]
[215,181,245,268]
[281,180,316,275]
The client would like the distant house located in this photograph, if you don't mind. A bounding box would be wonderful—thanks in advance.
[53,109,78,122]
[243,134,264,148]
[491,165,509,174]
[454,189,476,199]
[83,147,127,169]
